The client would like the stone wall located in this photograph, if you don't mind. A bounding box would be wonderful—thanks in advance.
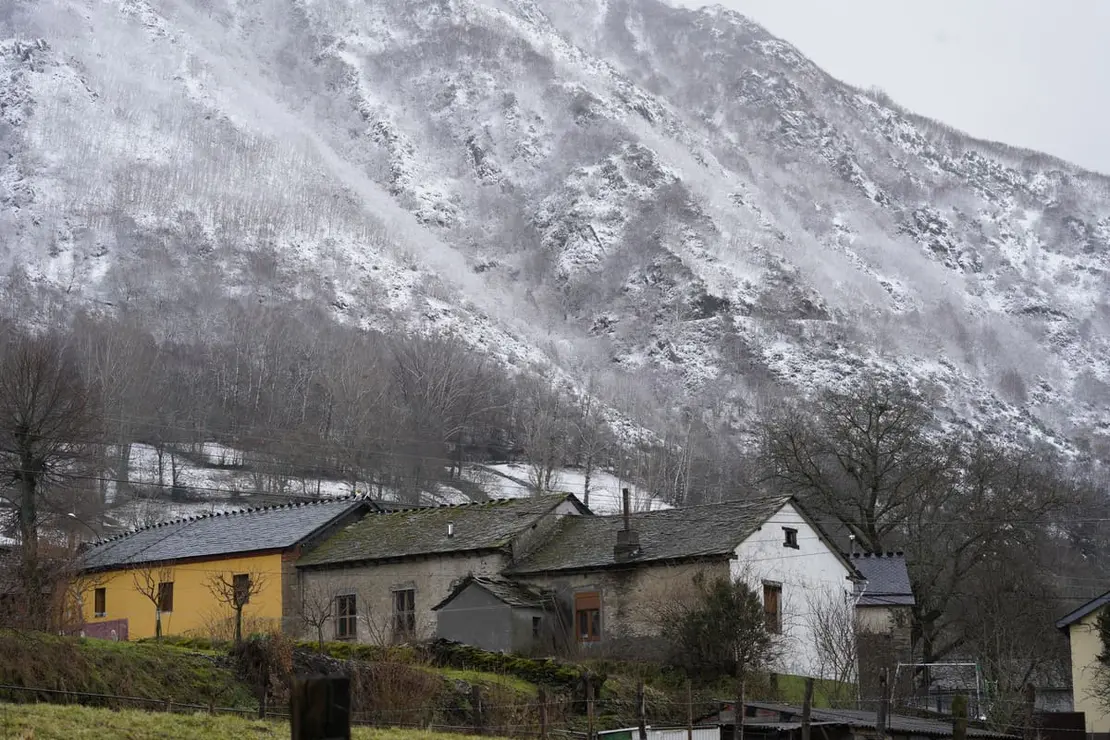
[296,552,508,644]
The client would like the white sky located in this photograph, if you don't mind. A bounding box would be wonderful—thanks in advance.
[672,0,1110,175]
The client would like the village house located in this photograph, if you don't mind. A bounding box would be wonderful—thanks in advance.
[436,494,864,678]
[1057,591,1110,739]
[293,493,589,643]
[76,498,370,640]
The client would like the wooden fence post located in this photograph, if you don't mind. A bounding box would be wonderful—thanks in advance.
[471,684,485,734]
[953,694,968,740]
[801,678,814,740]
[538,685,548,740]
[686,679,694,740]
[586,672,596,740]
[637,678,648,740]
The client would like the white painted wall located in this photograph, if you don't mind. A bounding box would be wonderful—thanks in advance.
[731,502,856,679]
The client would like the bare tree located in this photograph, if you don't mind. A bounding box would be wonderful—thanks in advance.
[206,570,268,645]
[808,587,859,706]
[0,331,95,626]
[132,563,175,641]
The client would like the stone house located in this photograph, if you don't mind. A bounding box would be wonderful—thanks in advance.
[441,494,865,677]
[433,576,549,654]
[849,551,916,699]
[293,493,588,643]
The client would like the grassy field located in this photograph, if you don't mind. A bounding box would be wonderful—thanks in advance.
[0,702,499,740]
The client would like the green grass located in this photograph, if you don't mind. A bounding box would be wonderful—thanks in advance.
[0,632,256,710]
[775,674,855,707]
[0,702,500,740]
[432,667,539,698]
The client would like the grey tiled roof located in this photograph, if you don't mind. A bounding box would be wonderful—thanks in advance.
[1056,589,1110,629]
[297,494,583,567]
[849,551,916,606]
[82,498,368,571]
[507,496,793,574]
[432,576,546,610]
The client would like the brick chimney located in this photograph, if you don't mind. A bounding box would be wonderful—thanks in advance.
[613,488,640,563]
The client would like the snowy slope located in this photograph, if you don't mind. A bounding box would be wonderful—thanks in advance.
[1,0,1108,458]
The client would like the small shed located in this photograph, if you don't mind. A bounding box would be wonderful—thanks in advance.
[433,576,549,654]
[698,701,1018,740]
[598,726,721,740]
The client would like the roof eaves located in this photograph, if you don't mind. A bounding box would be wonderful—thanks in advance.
[1056,590,1110,630]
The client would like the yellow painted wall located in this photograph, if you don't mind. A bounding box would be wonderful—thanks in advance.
[80,553,285,640]
[1069,609,1110,734]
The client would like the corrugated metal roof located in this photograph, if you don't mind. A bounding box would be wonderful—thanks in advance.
[82,498,368,570]
[709,701,1016,739]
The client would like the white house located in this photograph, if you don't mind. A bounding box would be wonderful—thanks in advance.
[460,494,866,677]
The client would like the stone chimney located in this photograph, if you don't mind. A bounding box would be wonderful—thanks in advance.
[613,488,641,563]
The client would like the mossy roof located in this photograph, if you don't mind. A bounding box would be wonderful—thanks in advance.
[296,493,581,567]
[507,496,794,573]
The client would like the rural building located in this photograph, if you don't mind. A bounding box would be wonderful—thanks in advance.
[433,576,549,654]
[77,498,370,640]
[491,495,862,676]
[293,493,588,643]
[1057,591,1110,739]
[699,700,1017,740]
[849,551,915,700]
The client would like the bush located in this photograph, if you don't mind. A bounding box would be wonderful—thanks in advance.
[422,639,583,691]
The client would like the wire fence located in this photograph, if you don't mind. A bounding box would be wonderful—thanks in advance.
[0,677,1065,739]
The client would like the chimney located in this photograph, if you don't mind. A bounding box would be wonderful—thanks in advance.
[614,488,640,563]
[447,522,455,538]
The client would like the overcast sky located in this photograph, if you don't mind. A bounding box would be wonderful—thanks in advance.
[672,0,1110,175]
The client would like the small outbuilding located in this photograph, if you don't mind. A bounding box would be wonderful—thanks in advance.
[432,575,551,654]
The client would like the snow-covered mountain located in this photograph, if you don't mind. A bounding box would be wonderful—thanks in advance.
[2,0,1108,456]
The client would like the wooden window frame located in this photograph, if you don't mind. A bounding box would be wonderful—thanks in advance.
[335,594,357,640]
[233,574,251,606]
[763,581,782,634]
[94,587,106,618]
[392,588,416,641]
[157,582,174,614]
[782,527,799,549]
[574,591,602,643]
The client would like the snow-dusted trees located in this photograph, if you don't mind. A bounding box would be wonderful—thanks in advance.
[0,328,97,627]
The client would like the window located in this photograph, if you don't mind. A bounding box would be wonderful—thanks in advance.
[336,594,357,639]
[783,527,799,549]
[94,587,106,618]
[574,591,601,643]
[392,589,415,640]
[532,616,542,640]
[233,574,251,606]
[763,582,782,634]
[157,582,174,613]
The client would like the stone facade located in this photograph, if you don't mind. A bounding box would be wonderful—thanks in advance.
[521,560,730,656]
[297,552,509,643]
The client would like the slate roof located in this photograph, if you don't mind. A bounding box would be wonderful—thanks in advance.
[849,551,916,607]
[296,493,584,567]
[706,702,1015,739]
[1056,589,1110,630]
[507,496,795,574]
[81,498,369,571]
[432,576,546,610]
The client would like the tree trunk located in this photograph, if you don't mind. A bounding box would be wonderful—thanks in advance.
[18,454,40,626]
[235,607,243,645]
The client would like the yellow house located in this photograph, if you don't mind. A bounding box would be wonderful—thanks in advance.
[1058,592,1110,739]
[78,498,370,641]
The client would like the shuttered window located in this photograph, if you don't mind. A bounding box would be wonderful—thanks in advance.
[336,594,357,639]
[94,588,106,617]
[763,582,782,634]
[574,591,601,642]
